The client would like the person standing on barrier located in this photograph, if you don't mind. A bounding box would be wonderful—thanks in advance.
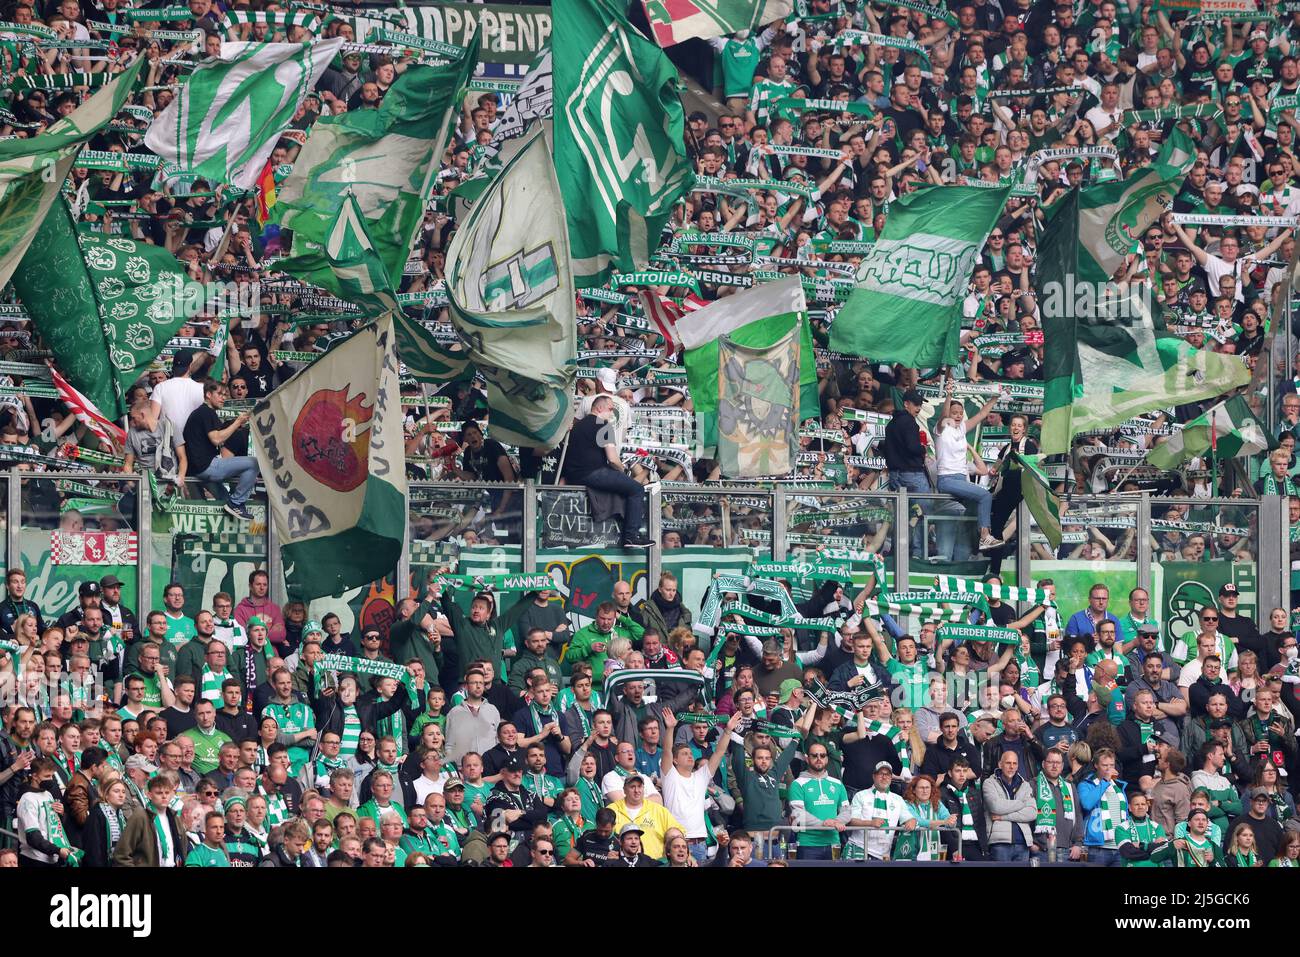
[883,388,930,560]
[181,381,260,523]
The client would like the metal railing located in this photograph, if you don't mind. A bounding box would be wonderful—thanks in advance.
[758,823,962,861]
[0,470,1287,620]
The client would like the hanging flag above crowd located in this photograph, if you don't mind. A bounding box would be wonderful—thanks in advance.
[444,123,577,450]
[252,315,406,601]
[147,39,346,189]
[554,0,696,287]
[643,0,795,46]
[829,184,1011,370]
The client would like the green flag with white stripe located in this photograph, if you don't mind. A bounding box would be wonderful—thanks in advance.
[1006,452,1062,550]
[0,57,143,291]
[1146,395,1275,470]
[1038,184,1250,455]
[273,47,477,284]
[829,184,1010,368]
[146,39,344,189]
[277,192,398,320]
[553,0,695,287]
[444,123,576,449]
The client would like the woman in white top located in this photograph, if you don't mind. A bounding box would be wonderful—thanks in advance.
[933,396,1001,552]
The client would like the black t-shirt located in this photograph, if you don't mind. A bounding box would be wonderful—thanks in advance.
[1217,612,1259,650]
[562,414,610,481]
[574,829,618,863]
[182,403,223,475]
[463,438,512,482]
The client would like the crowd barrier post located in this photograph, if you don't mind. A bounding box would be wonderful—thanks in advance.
[758,823,961,862]
[770,489,788,562]
[646,481,663,583]
[1136,491,1153,596]
[6,467,18,570]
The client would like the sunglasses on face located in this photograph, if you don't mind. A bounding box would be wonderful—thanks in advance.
[1202,616,1218,622]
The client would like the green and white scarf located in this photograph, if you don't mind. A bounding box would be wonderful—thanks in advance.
[1035,773,1073,831]
[1096,781,1129,848]
[200,666,233,702]
[340,705,362,756]
[933,576,1054,607]
[151,807,174,866]
[952,787,976,840]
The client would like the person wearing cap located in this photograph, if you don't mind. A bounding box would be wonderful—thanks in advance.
[55,579,101,633]
[1151,807,1225,867]
[882,388,931,557]
[769,679,805,728]
[604,822,661,867]
[609,772,681,860]
[1215,582,1260,659]
[1228,786,1285,862]
[845,760,916,861]
[484,753,549,839]
[96,574,137,639]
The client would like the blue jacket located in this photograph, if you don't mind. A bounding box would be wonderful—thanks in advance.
[1065,610,1121,643]
[1078,773,1128,846]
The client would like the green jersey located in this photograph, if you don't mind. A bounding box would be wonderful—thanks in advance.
[720,35,763,99]
[885,658,928,709]
[263,700,314,774]
[185,843,231,867]
[787,773,849,847]
[164,612,197,647]
[181,725,232,775]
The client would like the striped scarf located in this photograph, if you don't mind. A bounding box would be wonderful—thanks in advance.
[1096,781,1129,848]
[99,802,124,855]
[377,697,408,759]
[340,705,362,757]
[933,576,1055,607]
[952,787,976,840]
[1034,773,1073,831]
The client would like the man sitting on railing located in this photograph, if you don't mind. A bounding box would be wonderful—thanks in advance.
[180,380,260,522]
[561,395,653,549]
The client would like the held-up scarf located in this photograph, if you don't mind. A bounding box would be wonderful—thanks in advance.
[1097,781,1129,848]
[1035,773,1074,831]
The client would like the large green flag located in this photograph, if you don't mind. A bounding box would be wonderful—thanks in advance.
[146,39,345,189]
[643,0,796,46]
[13,198,189,418]
[1004,452,1062,550]
[553,0,695,287]
[444,124,576,449]
[717,324,802,478]
[251,314,406,601]
[1073,128,1197,286]
[1038,187,1251,454]
[278,192,398,320]
[1146,395,1275,470]
[273,47,477,284]
[679,277,817,453]
[0,57,143,290]
[828,184,1010,368]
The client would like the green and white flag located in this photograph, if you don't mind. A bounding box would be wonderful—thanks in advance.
[554,0,695,287]
[146,39,345,189]
[829,184,1010,368]
[1004,452,1063,550]
[13,197,189,418]
[1038,186,1250,454]
[251,314,406,601]
[444,123,576,450]
[1072,127,1196,286]
[679,276,818,454]
[718,323,802,478]
[642,0,795,46]
[0,57,143,290]
[1146,395,1274,470]
[274,48,476,284]
[278,192,398,320]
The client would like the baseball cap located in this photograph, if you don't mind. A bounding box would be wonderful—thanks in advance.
[619,822,645,837]
[1187,807,1209,821]
[502,755,525,772]
[78,581,102,598]
[761,639,782,656]
[99,574,123,588]
[170,348,196,376]
[443,777,465,791]
[125,755,158,774]
[595,367,618,393]
[625,773,645,785]
[1218,583,1238,596]
[1152,729,1179,747]
[303,619,324,636]
[778,678,802,704]
[247,615,269,631]
[901,388,923,406]
[1136,623,1160,637]
[1249,786,1271,800]
[1250,30,1268,41]
[873,761,894,774]
[1209,718,1234,730]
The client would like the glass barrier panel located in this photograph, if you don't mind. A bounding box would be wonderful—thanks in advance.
[22,475,141,636]
[785,491,895,579]
[661,489,773,558]
[410,483,524,586]
[909,492,994,581]
[155,486,268,631]
[1152,498,1259,674]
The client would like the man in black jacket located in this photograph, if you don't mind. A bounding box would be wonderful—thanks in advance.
[919,712,983,783]
[882,388,930,557]
[604,823,662,866]
[484,754,550,838]
[940,757,988,861]
[1116,689,1176,790]
[981,708,1045,779]
[562,395,652,547]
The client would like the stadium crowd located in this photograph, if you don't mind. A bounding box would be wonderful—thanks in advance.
[0,0,1299,868]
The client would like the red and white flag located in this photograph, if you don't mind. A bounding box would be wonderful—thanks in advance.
[639,290,706,357]
[48,364,126,449]
[642,0,795,47]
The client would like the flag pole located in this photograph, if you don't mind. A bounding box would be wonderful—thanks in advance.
[1210,406,1219,494]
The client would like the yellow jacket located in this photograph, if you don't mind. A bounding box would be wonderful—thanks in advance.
[609,799,683,860]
